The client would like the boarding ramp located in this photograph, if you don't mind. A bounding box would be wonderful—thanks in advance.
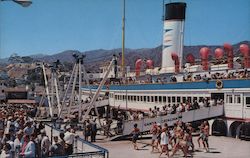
[122,105,224,136]
[60,99,109,116]
[45,123,109,158]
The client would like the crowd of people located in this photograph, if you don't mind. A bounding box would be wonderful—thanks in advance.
[182,69,249,82]
[0,105,79,158]
[124,98,223,121]
[86,68,249,86]
[131,120,210,158]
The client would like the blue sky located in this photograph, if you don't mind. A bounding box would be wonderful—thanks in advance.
[0,0,249,58]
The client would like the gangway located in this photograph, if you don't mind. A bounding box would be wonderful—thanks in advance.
[121,105,224,136]
[60,99,109,115]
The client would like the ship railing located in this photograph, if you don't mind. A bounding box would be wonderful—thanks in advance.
[124,103,223,122]
[121,105,224,136]
[84,76,250,87]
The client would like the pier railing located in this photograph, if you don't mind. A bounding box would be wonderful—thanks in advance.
[45,123,109,158]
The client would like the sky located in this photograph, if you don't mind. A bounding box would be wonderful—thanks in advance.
[0,0,249,58]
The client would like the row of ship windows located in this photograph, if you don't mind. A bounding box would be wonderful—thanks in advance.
[226,95,250,107]
[226,95,241,104]
[218,94,250,107]
[110,94,250,106]
[110,94,208,104]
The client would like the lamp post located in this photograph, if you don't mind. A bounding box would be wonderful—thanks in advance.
[1,0,32,7]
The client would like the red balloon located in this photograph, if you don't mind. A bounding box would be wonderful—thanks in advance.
[214,48,224,59]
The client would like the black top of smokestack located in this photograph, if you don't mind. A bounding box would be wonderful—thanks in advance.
[165,2,186,20]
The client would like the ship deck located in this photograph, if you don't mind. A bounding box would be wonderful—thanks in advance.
[82,78,250,91]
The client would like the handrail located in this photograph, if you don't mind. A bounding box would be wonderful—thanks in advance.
[123,104,224,121]
[77,137,109,154]
[45,123,109,158]
[121,105,224,135]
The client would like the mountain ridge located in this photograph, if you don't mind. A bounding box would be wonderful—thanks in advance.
[1,41,249,71]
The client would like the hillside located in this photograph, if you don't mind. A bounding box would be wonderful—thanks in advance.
[0,41,249,72]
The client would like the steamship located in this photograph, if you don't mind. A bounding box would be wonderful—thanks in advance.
[82,3,250,139]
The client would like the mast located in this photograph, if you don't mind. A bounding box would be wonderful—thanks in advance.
[121,0,126,77]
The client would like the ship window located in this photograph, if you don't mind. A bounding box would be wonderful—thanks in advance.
[140,96,143,102]
[144,96,146,102]
[147,96,150,102]
[151,96,154,102]
[193,97,197,101]
[172,97,176,103]
[133,96,136,101]
[168,97,171,103]
[123,95,125,100]
[115,95,118,100]
[234,95,241,104]
[128,96,131,101]
[177,97,180,103]
[227,95,233,103]
[137,96,140,102]
[163,96,166,103]
[159,96,162,102]
[199,97,203,102]
[246,97,250,107]
[155,96,158,102]
[182,97,186,103]
[187,97,192,103]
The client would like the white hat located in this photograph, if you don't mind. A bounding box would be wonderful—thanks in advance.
[40,129,46,134]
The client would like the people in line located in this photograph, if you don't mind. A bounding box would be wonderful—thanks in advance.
[123,98,223,121]
[150,122,159,152]
[86,68,249,86]
[128,120,210,158]
[159,126,169,157]
[82,119,98,142]
[131,123,140,150]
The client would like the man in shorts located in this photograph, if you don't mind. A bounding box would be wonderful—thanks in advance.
[150,122,158,152]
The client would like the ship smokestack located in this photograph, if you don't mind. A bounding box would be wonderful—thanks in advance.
[162,2,186,72]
